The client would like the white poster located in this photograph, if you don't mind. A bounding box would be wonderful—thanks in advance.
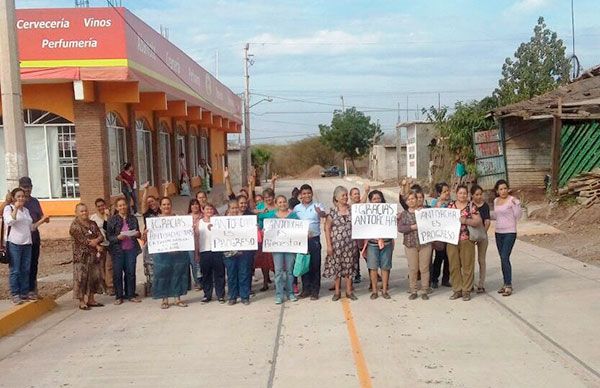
[351,203,398,239]
[263,218,310,254]
[415,208,461,245]
[210,215,258,252]
[147,215,195,254]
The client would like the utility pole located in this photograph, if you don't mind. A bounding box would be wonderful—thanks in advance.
[340,95,345,111]
[1,0,28,189]
[242,43,251,186]
[215,50,219,80]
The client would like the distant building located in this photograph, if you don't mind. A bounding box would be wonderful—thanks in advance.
[369,132,405,182]
[396,121,438,183]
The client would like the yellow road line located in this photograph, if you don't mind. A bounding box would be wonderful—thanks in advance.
[341,298,373,388]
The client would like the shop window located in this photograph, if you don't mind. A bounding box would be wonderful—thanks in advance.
[135,119,153,186]
[0,109,78,199]
[106,112,127,196]
[158,122,171,183]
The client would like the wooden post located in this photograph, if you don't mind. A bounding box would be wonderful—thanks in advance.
[550,98,563,193]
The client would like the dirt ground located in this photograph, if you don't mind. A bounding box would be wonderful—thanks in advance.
[0,239,73,300]
[521,202,600,265]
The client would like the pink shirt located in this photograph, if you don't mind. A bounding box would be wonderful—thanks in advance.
[120,221,135,251]
[493,196,522,234]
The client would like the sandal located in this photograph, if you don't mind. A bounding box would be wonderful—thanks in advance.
[476,287,485,294]
[114,299,123,305]
[87,302,105,307]
[382,292,391,300]
[502,286,513,297]
[260,285,269,292]
[370,293,378,300]
[160,301,170,309]
[346,293,358,301]
[497,286,506,294]
[175,300,188,307]
[129,298,142,303]
[78,304,90,310]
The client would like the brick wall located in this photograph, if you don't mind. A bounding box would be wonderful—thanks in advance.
[73,101,110,207]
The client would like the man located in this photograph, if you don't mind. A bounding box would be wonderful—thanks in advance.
[19,177,49,297]
[141,195,161,296]
[293,184,327,300]
[90,198,114,295]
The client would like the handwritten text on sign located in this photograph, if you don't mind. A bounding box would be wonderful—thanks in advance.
[147,215,195,254]
[210,215,258,252]
[351,203,398,239]
[415,208,461,245]
[263,218,310,254]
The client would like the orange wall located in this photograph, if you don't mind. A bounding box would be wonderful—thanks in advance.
[19,83,75,121]
[105,102,129,127]
[210,129,225,184]
[134,110,154,130]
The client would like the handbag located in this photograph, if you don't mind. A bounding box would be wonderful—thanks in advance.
[293,252,311,277]
[0,216,11,265]
[467,202,487,243]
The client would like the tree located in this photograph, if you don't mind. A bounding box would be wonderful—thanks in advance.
[319,107,383,170]
[494,17,570,106]
[251,146,272,183]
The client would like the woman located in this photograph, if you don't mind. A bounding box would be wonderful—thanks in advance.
[255,188,276,291]
[260,195,300,304]
[199,204,226,303]
[69,203,104,310]
[107,197,142,305]
[365,190,393,300]
[222,199,252,305]
[151,197,190,309]
[471,184,491,293]
[324,187,358,301]
[188,199,202,291]
[116,162,140,216]
[3,188,48,304]
[398,191,432,300]
[348,184,369,285]
[492,180,522,297]
[447,185,482,301]
[429,182,451,288]
[196,191,208,213]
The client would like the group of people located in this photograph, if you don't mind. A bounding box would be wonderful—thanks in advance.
[3,170,521,310]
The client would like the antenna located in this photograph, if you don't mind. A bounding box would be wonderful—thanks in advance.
[569,0,581,80]
[160,25,170,40]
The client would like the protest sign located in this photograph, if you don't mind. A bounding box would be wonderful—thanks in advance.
[351,203,398,239]
[147,215,195,254]
[415,208,461,245]
[210,215,258,252]
[263,218,310,254]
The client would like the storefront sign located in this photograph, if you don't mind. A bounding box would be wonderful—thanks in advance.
[352,203,398,239]
[210,215,258,252]
[415,208,461,245]
[263,218,310,254]
[146,215,195,254]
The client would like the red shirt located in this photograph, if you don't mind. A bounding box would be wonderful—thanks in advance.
[120,171,136,187]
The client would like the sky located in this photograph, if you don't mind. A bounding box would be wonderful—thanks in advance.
[16,0,600,143]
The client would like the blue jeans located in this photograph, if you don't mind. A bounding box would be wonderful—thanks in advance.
[113,248,137,300]
[224,252,252,300]
[188,252,201,287]
[272,252,295,300]
[8,242,32,297]
[123,188,138,214]
[495,233,517,286]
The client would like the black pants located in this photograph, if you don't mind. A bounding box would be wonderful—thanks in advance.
[301,237,322,297]
[29,240,41,292]
[201,251,225,300]
[430,248,450,284]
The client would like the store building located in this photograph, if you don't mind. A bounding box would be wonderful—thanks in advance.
[0,6,242,215]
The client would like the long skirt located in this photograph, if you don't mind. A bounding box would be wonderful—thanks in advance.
[152,251,190,299]
[73,253,102,299]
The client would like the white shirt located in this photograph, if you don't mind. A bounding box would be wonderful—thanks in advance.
[3,205,33,245]
[198,218,212,252]
[90,213,109,246]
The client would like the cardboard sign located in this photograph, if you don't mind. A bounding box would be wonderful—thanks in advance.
[146,215,195,254]
[262,218,310,254]
[351,203,398,239]
[415,208,461,245]
[210,215,258,252]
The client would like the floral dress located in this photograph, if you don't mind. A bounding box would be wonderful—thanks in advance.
[323,207,358,278]
[70,218,102,299]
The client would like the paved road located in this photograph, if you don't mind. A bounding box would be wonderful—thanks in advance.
[0,177,599,387]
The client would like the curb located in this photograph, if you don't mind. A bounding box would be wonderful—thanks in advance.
[0,298,58,337]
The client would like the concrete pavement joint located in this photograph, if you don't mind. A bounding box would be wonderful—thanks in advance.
[485,293,600,380]
[267,303,285,388]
